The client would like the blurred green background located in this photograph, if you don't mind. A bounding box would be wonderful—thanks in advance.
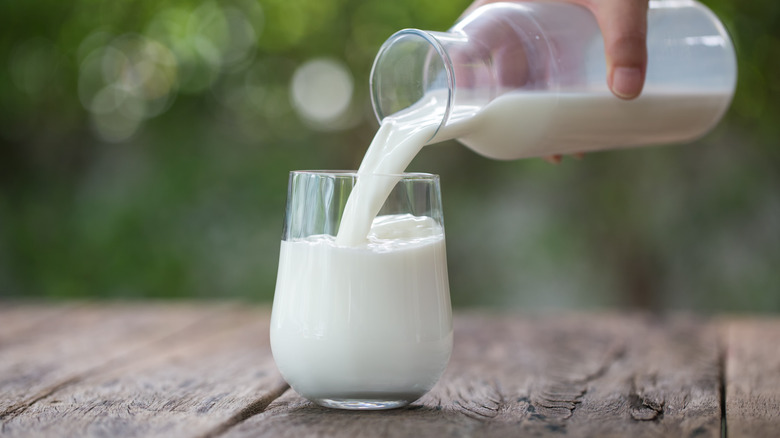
[1,0,778,311]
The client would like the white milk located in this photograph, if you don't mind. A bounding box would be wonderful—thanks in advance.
[270,214,452,405]
[457,90,733,160]
[335,93,447,246]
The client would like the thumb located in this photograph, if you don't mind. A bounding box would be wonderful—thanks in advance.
[588,0,649,99]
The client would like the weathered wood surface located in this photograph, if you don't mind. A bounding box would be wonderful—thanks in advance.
[0,303,286,438]
[0,304,778,438]
[0,302,225,416]
[228,314,721,438]
[723,317,780,438]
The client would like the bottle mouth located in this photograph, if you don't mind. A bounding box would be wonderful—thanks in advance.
[370,29,453,142]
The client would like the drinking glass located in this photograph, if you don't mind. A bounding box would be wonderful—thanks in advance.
[270,171,452,410]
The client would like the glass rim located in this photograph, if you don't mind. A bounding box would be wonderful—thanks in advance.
[289,170,440,180]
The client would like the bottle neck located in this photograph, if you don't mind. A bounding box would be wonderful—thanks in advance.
[370,4,558,145]
[370,29,495,143]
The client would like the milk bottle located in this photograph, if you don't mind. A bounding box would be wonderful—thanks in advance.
[371,0,737,159]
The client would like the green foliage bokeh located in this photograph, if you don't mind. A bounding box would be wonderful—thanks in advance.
[0,0,778,311]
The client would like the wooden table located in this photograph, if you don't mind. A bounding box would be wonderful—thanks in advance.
[1,303,778,437]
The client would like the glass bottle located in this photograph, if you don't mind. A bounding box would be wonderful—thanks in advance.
[370,0,737,159]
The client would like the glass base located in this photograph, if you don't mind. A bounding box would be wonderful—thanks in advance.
[314,398,411,410]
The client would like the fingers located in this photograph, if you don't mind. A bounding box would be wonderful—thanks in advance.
[586,0,649,99]
[461,0,647,163]
[465,0,650,100]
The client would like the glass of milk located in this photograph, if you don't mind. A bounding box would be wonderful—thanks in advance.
[271,171,452,410]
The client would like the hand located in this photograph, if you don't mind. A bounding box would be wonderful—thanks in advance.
[585,0,649,100]
[464,0,649,164]
[465,0,649,100]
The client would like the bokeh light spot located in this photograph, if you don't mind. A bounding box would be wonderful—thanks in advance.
[89,88,145,143]
[78,33,178,142]
[290,58,354,128]
[144,1,260,94]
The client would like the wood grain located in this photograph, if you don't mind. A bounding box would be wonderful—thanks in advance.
[724,317,780,438]
[0,303,231,416]
[224,313,722,438]
[2,305,778,438]
[0,302,82,346]
[1,306,286,438]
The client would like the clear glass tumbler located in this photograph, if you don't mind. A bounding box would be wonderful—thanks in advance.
[270,171,452,410]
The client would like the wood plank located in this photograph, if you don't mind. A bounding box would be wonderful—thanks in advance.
[0,302,230,417]
[0,302,83,346]
[224,313,722,438]
[1,306,287,438]
[724,317,780,438]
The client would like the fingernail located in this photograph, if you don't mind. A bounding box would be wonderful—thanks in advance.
[611,67,643,99]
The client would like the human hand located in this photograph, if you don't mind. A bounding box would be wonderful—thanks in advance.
[465,0,649,100]
[464,0,649,163]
